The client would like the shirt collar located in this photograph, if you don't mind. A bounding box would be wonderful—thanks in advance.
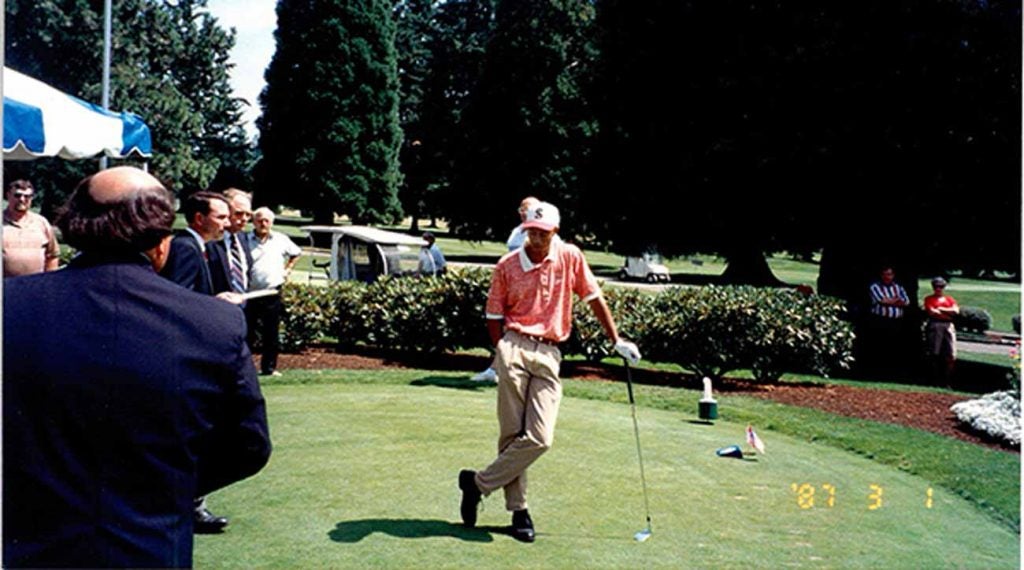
[3,209,28,226]
[518,241,558,272]
[184,227,206,250]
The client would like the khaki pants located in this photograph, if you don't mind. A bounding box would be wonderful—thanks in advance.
[475,331,563,511]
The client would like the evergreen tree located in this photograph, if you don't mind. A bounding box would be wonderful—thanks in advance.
[445,0,595,240]
[414,0,497,226]
[172,0,253,191]
[394,0,436,230]
[4,0,250,203]
[258,0,403,224]
[586,0,1019,286]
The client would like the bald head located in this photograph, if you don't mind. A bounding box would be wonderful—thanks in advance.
[57,167,175,254]
[519,196,540,222]
[89,166,165,204]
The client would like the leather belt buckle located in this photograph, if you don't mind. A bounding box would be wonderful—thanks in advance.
[521,332,558,346]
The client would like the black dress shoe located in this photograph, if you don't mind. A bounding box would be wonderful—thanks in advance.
[458,470,482,527]
[194,508,229,534]
[511,509,535,543]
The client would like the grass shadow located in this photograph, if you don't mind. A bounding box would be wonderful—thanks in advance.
[328,519,498,543]
[410,376,494,391]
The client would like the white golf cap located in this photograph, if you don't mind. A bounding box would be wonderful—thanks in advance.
[521,201,560,231]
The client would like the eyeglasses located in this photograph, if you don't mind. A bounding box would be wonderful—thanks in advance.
[12,192,33,199]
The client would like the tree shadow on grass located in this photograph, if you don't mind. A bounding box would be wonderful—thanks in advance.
[328,519,501,543]
[410,376,494,391]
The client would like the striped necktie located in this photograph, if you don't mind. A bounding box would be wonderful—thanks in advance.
[228,235,247,293]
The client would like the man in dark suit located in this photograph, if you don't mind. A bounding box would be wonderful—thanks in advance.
[209,188,254,297]
[160,190,232,298]
[3,167,271,568]
[159,189,244,531]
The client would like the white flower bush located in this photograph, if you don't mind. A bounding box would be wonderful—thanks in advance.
[950,391,1021,447]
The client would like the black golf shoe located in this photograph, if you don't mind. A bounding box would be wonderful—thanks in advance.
[458,470,482,527]
[511,509,535,543]
[193,508,229,534]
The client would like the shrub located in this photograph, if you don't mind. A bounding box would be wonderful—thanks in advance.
[568,286,652,361]
[359,269,491,354]
[950,391,1021,447]
[330,280,369,349]
[276,272,854,383]
[652,286,761,380]
[749,292,854,382]
[436,267,493,350]
[571,285,853,382]
[956,306,992,334]
[279,282,340,352]
[1009,341,1020,393]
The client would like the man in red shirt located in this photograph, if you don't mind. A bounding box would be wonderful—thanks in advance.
[458,201,641,542]
[923,276,960,385]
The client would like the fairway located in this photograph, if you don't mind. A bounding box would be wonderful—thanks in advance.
[195,380,1019,569]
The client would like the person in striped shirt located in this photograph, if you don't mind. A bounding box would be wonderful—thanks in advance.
[869,266,909,319]
[865,266,911,375]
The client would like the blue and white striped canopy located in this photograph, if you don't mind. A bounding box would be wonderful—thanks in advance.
[3,66,152,161]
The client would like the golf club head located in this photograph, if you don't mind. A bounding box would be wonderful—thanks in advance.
[634,528,652,542]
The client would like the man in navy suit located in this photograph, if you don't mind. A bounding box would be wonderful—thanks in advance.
[3,166,271,568]
[160,190,234,299]
[159,189,245,531]
[209,188,255,298]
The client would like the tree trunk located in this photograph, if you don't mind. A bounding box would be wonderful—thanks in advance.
[818,242,923,381]
[720,247,784,286]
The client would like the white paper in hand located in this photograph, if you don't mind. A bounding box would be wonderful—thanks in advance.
[241,289,279,301]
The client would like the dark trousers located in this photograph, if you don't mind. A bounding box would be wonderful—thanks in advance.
[245,295,283,374]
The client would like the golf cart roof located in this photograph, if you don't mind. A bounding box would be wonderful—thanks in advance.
[301,225,427,247]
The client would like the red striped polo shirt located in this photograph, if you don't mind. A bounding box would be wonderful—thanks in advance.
[485,240,601,343]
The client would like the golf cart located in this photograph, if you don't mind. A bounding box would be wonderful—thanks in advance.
[301,225,426,283]
[619,252,671,283]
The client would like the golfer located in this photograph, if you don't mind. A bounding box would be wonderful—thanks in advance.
[458,201,641,542]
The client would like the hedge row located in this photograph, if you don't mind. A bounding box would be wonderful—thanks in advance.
[277,269,854,382]
[570,285,854,381]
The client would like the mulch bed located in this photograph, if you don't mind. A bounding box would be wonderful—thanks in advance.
[271,346,1019,454]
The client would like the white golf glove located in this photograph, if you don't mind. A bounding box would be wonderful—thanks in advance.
[614,339,642,365]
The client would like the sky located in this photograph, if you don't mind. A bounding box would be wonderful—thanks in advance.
[204,0,277,140]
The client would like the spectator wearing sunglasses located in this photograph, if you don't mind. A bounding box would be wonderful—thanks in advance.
[923,276,960,386]
[3,179,60,276]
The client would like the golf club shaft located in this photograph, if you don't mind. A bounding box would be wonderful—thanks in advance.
[624,360,652,532]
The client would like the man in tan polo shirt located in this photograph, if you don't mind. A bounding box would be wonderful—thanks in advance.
[3,179,60,276]
[458,201,641,542]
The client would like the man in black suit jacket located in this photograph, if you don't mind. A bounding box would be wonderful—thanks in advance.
[209,188,255,297]
[159,190,245,531]
[160,190,233,299]
[3,167,271,568]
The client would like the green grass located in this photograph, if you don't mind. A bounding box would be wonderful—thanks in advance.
[194,369,1019,569]
[945,288,1021,333]
[959,350,1017,368]
[556,372,1020,532]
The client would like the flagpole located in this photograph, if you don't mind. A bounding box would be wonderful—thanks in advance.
[99,0,112,170]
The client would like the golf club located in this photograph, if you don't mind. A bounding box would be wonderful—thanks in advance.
[624,360,653,542]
